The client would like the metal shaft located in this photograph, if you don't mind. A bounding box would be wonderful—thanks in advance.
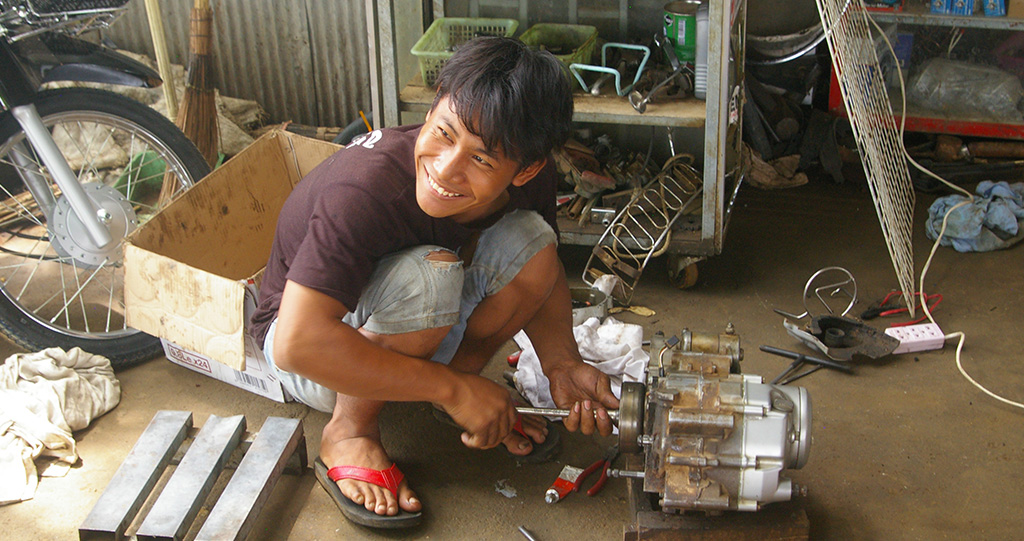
[760,345,854,372]
[516,406,619,423]
[518,525,539,541]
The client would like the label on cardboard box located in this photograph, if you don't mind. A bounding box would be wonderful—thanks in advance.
[162,336,289,402]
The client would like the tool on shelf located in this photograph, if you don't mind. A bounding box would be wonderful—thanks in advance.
[569,43,651,96]
[629,33,694,113]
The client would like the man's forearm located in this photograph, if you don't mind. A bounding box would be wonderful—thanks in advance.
[278,320,456,403]
[273,281,462,408]
[523,261,619,431]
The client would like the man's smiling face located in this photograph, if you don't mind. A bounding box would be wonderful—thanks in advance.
[414,96,544,224]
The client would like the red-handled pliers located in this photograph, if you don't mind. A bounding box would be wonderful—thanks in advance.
[862,291,942,327]
[575,444,619,496]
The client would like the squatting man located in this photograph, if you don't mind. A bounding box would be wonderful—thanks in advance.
[250,37,618,528]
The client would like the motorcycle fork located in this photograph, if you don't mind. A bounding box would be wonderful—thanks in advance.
[10,103,113,248]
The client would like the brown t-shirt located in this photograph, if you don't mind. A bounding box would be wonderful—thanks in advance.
[250,124,559,344]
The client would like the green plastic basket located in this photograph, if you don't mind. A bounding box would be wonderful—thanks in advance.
[518,23,599,72]
[411,17,519,86]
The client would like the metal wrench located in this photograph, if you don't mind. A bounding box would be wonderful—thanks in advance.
[629,34,688,113]
[628,66,685,113]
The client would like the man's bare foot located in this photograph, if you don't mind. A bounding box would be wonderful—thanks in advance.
[501,414,548,457]
[320,435,421,516]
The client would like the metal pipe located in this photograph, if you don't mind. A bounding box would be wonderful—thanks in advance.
[516,406,620,423]
[518,526,539,541]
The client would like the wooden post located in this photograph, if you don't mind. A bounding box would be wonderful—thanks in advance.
[143,0,178,119]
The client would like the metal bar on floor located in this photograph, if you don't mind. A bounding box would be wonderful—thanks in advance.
[194,417,306,541]
[135,415,246,541]
[78,411,193,541]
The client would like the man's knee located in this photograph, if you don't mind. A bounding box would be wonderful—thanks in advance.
[424,248,460,266]
[356,246,464,335]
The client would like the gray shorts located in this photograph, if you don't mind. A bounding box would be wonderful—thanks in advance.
[263,209,557,412]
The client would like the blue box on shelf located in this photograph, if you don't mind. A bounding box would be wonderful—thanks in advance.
[930,0,951,13]
[949,0,974,14]
[984,0,1007,15]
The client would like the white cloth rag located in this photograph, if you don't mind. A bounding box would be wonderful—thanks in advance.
[513,316,648,411]
[0,347,120,505]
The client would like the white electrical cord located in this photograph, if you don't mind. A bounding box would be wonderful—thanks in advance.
[865,14,1024,410]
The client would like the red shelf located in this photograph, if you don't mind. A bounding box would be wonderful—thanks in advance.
[827,67,1024,140]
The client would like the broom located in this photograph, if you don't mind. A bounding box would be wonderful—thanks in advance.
[175,0,219,168]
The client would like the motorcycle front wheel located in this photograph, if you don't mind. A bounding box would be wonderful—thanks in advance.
[0,88,210,368]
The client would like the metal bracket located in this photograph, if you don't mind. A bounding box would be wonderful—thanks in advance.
[569,43,651,96]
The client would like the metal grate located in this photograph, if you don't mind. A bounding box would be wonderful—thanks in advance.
[815,0,917,315]
[583,154,703,304]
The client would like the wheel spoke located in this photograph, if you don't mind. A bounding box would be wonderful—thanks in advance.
[125,130,140,200]
[13,242,48,301]
[72,257,89,334]
[0,150,50,230]
[68,119,117,184]
[49,257,105,328]
[106,263,116,333]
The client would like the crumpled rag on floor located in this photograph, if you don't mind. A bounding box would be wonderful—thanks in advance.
[926,181,1024,252]
[0,347,120,505]
[512,316,648,416]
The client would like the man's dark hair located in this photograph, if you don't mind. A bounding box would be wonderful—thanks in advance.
[432,36,574,168]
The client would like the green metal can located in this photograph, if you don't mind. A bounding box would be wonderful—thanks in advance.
[664,1,700,63]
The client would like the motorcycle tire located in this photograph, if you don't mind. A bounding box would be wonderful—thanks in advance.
[0,88,211,369]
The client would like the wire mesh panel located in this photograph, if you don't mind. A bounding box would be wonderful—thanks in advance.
[815,0,917,315]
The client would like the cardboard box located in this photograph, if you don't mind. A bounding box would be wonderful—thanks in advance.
[124,130,341,400]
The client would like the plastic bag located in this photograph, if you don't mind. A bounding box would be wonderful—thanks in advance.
[908,58,1024,122]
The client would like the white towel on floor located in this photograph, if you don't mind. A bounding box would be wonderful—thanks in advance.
[513,316,648,410]
[0,347,120,505]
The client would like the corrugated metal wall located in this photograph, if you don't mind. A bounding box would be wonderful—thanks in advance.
[106,0,371,128]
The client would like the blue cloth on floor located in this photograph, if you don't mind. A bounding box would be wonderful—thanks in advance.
[926,181,1024,252]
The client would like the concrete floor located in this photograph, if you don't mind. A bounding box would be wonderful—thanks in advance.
[1,178,1022,540]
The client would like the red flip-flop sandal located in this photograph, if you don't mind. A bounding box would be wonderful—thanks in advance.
[313,457,422,529]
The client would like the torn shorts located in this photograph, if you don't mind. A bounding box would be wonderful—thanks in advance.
[263,209,557,413]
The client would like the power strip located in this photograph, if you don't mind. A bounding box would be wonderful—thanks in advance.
[885,323,945,354]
